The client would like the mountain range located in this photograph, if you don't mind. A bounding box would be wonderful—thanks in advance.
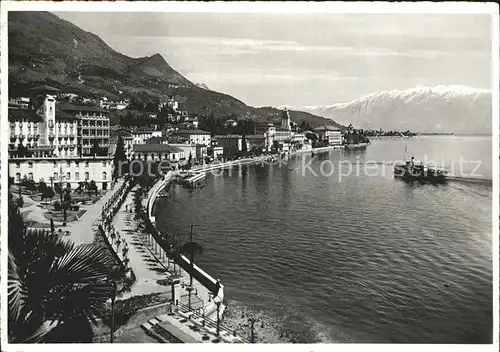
[8,11,341,129]
[282,86,491,135]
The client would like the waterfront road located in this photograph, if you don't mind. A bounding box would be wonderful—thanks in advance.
[114,186,214,317]
[112,186,167,298]
[66,179,125,245]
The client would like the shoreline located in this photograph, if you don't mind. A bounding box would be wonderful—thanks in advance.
[145,172,226,319]
[188,145,345,174]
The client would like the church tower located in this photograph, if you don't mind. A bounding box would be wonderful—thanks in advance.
[281,108,291,131]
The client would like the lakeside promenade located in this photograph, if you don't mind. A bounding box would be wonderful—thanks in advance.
[91,177,245,343]
[110,185,215,310]
[66,179,125,245]
[111,186,167,297]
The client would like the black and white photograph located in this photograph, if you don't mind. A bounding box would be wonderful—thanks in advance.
[1,1,498,348]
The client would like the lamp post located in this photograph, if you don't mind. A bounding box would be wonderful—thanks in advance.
[189,222,194,242]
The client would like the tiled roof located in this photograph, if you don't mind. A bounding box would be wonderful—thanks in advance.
[55,108,78,121]
[57,102,109,113]
[31,85,60,93]
[214,134,242,139]
[8,108,43,122]
[133,144,183,153]
[172,129,210,135]
[312,125,342,131]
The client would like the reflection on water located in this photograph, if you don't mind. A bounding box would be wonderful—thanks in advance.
[156,137,492,343]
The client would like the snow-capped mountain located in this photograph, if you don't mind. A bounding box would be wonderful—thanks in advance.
[289,86,491,134]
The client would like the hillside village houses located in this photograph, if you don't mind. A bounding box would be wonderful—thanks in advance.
[8,85,113,190]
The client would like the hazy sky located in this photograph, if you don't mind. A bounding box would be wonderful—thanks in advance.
[54,12,492,107]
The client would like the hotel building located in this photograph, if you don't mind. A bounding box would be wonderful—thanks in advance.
[312,125,343,146]
[8,85,113,190]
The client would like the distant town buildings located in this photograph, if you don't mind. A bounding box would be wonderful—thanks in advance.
[169,129,211,146]
[312,125,343,146]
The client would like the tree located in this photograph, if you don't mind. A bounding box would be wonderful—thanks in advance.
[90,140,103,157]
[113,135,128,180]
[54,183,64,206]
[17,144,31,158]
[63,190,72,216]
[178,241,204,288]
[38,180,48,196]
[21,177,36,194]
[241,133,248,154]
[8,205,116,342]
[42,187,55,202]
[178,241,204,311]
[89,180,98,196]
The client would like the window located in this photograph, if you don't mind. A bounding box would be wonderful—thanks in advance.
[102,161,107,167]
[28,173,33,180]
[102,172,107,180]
[53,161,57,167]
[85,161,89,167]
[85,172,89,181]
[15,173,21,182]
[16,162,20,168]
[28,162,33,168]
[66,161,71,167]
[75,172,79,181]
[66,172,71,180]
[75,161,79,167]
[54,172,58,179]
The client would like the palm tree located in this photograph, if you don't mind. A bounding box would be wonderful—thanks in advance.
[178,241,204,310]
[8,200,116,343]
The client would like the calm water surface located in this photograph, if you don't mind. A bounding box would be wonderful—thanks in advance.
[156,136,493,343]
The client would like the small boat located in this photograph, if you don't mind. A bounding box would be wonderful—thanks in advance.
[394,149,449,183]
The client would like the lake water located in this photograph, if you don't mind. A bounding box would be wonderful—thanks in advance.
[155,136,493,343]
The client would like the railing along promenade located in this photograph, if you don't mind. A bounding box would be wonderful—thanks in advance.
[141,172,225,312]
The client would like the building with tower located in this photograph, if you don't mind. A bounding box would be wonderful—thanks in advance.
[8,85,113,190]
